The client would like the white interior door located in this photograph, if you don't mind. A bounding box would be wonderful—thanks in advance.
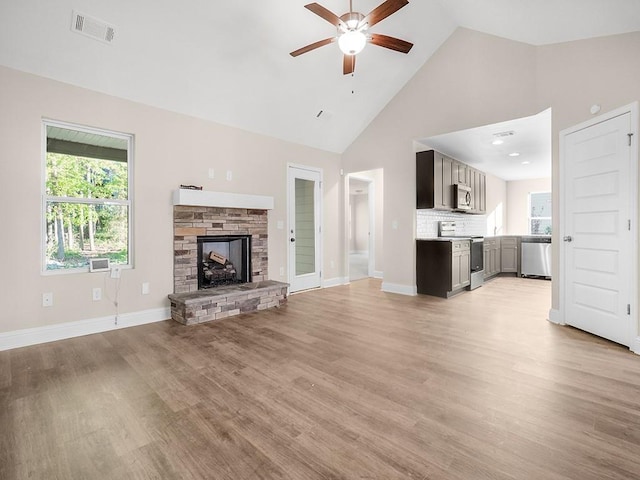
[288,165,322,292]
[561,110,635,347]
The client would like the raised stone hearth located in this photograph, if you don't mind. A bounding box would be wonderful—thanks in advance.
[168,280,287,325]
[170,191,287,325]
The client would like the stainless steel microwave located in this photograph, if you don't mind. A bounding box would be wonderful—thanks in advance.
[454,184,472,210]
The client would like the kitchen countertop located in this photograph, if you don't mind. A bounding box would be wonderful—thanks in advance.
[416,237,472,242]
[418,235,552,241]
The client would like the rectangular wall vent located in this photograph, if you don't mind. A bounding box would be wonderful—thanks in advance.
[493,130,515,138]
[71,11,115,44]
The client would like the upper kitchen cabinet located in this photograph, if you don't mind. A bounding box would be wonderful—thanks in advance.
[453,161,468,186]
[417,150,486,214]
[416,150,455,210]
[468,168,486,214]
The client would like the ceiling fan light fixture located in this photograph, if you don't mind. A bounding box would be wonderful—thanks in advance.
[338,30,367,55]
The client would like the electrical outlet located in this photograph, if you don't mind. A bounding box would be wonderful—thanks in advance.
[141,282,150,295]
[110,266,121,279]
[42,292,53,307]
[279,266,285,276]
[277,220,284,230]
[330,260,335,269]
[92,287,102,301]
[208,168,215,179]
[226,170,233,181]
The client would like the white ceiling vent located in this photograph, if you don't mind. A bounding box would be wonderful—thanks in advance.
[71,11,115,44]
[493,130,516,138]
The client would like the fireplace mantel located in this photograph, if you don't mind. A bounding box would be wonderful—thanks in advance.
[172,189,274,210]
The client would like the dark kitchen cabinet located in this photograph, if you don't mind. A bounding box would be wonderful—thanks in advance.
[416,150,455,210]
[417,239,470,298]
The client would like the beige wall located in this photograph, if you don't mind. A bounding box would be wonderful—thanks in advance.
[0,66,342,334]
[506,177,552,235]
[535,32,640,312]
[343,27,640,308]
[485,173,508,236]
[342,28,538,291]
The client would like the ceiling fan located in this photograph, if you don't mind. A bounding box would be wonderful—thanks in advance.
[290,0,413,75]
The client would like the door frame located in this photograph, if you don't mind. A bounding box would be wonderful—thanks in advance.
[558,101,639,353]
[347,174,376,279]
[287,163,323,293]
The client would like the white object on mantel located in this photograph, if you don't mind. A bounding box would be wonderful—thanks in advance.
[172,189,274,210]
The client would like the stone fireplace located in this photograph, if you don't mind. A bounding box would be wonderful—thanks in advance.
[168,190,287,325]
[172,205,267,294]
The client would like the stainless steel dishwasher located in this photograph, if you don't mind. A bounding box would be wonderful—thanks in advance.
[521,236,552,278]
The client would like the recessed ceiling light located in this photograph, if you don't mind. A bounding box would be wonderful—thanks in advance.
[521,161,530,165]
[509,152,520,157]
[491,139,504,145]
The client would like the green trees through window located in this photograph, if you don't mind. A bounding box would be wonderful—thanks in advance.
[44,122,132,271]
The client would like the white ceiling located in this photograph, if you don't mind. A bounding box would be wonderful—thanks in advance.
[418,109,552,181]
[1,0,639,154]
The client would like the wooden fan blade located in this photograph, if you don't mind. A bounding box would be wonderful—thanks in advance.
[360,0,409,29]
[343,54,356,75]
[305,3,346,28]
[290,37,336,57]
[369,33,413,53]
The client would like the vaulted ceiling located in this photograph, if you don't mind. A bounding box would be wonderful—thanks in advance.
[1,0,639,153]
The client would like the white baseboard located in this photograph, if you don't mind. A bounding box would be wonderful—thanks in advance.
[381,282,417,296]
[0,307,171,352]
[322,277,348,288]
[548,308,563,325]
[373,270,383,279]
[632,336,640,355]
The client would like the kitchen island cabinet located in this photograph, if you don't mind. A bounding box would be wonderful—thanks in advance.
[417,239,470,298]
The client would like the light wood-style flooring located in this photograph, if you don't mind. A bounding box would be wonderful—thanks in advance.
[1,277,640,479]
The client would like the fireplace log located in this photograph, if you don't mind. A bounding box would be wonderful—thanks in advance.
[209,251,227,265]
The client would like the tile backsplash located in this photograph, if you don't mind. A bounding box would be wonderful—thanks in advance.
[416,210,487,238]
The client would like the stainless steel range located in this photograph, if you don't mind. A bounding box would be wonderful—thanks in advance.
[438,221,484,290]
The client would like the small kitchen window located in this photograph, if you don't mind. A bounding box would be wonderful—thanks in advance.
[42,120,134,273]
[529,191,551,235]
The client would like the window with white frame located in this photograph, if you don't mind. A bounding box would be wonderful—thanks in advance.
[529,191,551,235]
[43,120,133,272]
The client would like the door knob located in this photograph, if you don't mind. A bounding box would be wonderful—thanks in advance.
[563,236,573,242]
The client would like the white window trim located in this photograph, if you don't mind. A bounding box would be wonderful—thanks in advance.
[528,190,552,235]
[41,119,134,275]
